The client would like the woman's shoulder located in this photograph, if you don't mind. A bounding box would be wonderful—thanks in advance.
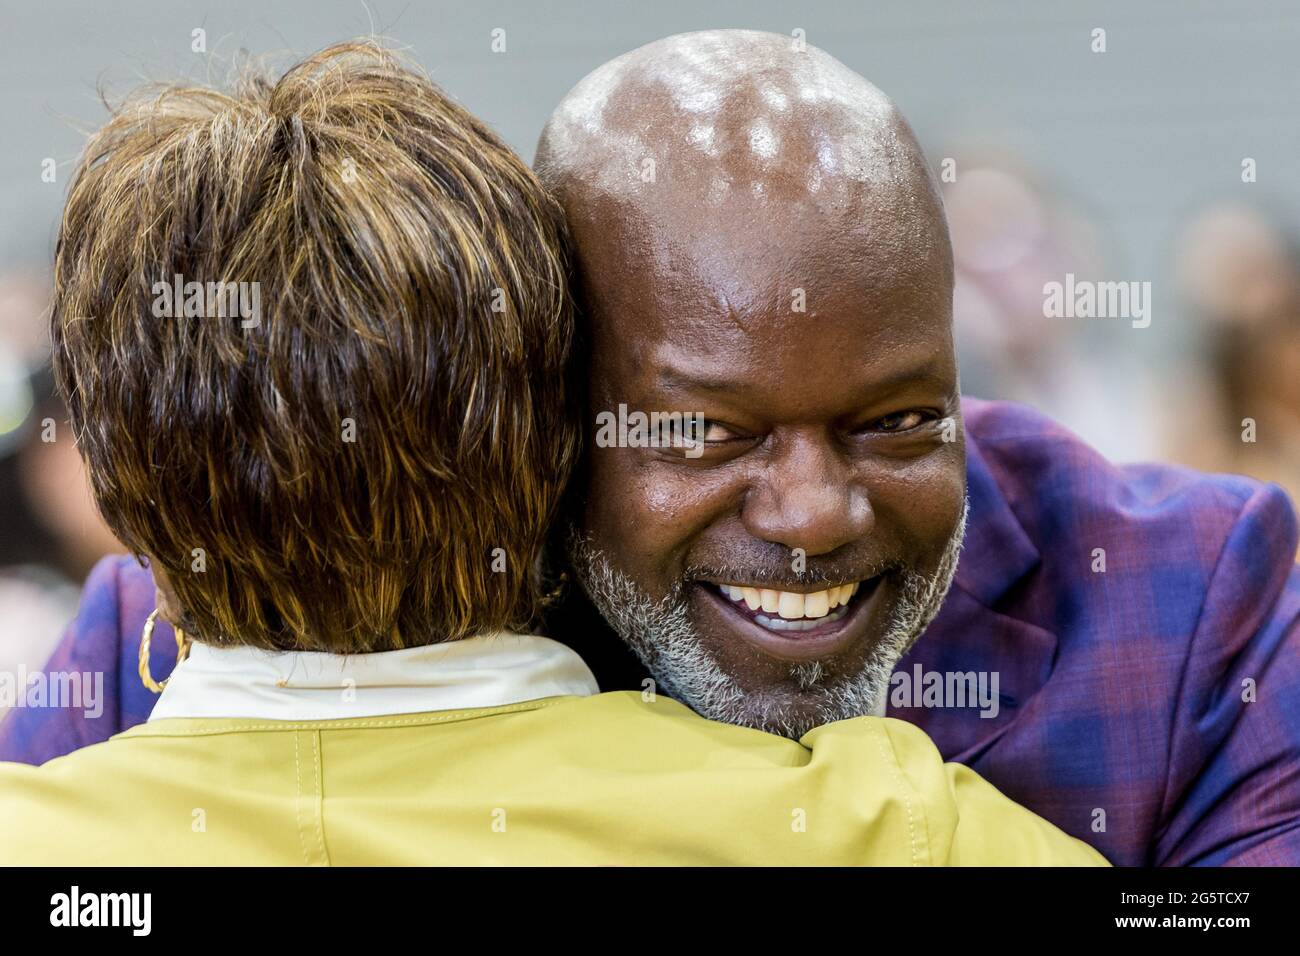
[0,727,303,865]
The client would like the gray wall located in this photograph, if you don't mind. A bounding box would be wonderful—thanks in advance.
[3,0,1297,273]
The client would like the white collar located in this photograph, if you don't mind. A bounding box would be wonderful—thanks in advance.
[148,631,599,722]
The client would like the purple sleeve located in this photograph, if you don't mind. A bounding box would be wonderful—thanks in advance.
[1156,483,1300,865]
[0,554,165,765]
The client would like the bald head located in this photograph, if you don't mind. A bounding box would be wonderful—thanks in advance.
[536,29,950,283]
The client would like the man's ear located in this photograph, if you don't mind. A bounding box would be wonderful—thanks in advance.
[150,560,185,627]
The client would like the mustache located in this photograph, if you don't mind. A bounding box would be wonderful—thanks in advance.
[681,559,903,590]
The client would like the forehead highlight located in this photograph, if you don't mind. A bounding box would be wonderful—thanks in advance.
[539,30,925,204]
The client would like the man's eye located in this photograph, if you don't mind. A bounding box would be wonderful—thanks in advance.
[699,420,735,442]
[869,410,929,433]
[666,417,733,446]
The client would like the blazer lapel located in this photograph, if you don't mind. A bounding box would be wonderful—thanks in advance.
[886,420,1057,764]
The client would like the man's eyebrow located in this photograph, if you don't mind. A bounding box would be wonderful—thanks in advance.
[653,359,954,398]
[654,367,743,394]
[854,361,955,397]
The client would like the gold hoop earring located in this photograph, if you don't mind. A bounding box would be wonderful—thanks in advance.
[139,608,191,694]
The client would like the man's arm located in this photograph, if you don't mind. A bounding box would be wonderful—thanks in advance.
[1157,482,1300,865]
[0,554,161,765]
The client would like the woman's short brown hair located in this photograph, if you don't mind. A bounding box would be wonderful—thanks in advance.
[52,41,577,651]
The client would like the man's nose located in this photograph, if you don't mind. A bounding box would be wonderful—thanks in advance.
[741,437,873,557]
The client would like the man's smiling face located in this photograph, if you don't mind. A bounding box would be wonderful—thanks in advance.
[539,30,967,736]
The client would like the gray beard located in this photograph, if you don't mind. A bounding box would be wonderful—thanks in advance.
[567,500,968,739]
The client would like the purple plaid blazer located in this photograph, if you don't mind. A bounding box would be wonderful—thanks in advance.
[4,398,1298,866]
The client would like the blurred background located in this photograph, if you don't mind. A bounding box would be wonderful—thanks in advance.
[1,0,1298,685]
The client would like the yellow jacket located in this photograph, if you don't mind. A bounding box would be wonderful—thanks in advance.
[0,691,1106,865]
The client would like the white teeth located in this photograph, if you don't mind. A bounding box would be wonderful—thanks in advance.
[803,590,830,618]
[777,591,805,619]
[720,582,863,621]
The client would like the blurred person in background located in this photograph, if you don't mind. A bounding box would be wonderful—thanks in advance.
[1166,201,1300,519]
[0,274,119,720]
[943,150,1165,463]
